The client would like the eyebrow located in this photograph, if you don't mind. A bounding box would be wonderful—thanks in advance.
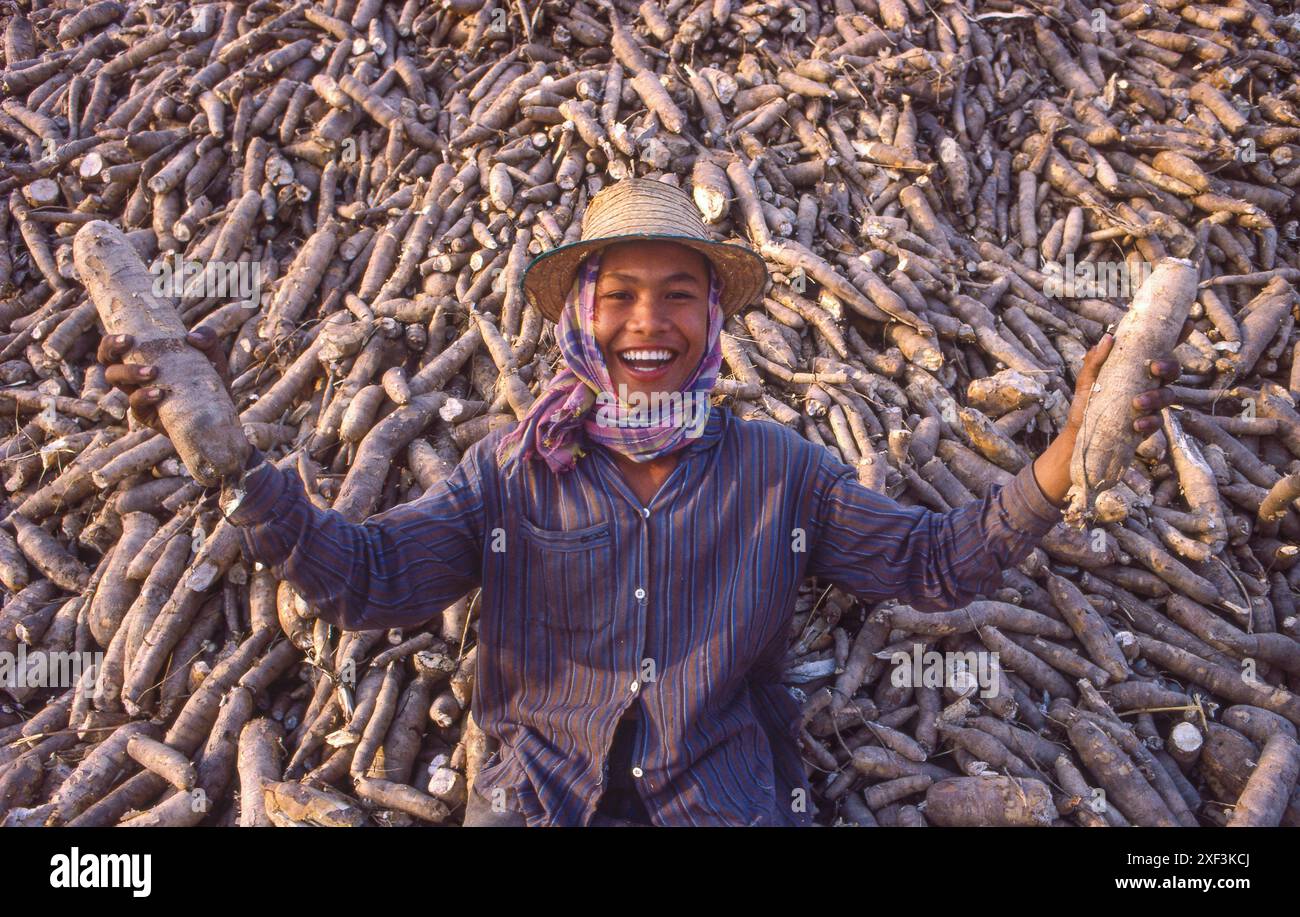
[600,271,704,284]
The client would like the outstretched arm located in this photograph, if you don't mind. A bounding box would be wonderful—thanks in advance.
[808,457,1061,611]
[808,335,1179,610]
[225,452,484,631]
[98,329,486,632]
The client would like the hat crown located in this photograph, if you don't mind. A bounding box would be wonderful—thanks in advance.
[521,177,770,323]
[580,178,711,243]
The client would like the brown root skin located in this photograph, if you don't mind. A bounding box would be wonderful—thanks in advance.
[1065,713,1180,827]
[45,721,159,825]
[1227,733,1300,827]
[126,732,196,791]
[1067,258,1198,527]
[73,220,249,485]
[1136,634,1300,726]
[925,776,1056,827]
[1202,724,1259,802]
[264,780,368,827]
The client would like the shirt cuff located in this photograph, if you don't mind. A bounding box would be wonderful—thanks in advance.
[223,450,290,527]
[1000,462,1064,537]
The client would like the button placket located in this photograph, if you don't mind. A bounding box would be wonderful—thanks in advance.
[630,503,651,796]
[584,456,683,823]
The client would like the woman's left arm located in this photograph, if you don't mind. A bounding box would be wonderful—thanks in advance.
[807,336,1180,610]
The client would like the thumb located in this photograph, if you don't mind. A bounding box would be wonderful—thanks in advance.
[187,326,231,386]
[1077,332,1114,390]
[187,326,217,351]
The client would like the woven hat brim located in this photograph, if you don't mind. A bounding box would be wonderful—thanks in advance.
[521,233,769,323]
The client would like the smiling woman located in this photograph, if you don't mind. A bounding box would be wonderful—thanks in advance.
[494,240,730,504]
[595,241,712,393]
[493,179,764,479]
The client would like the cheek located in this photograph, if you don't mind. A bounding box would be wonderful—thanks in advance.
[686,313,710,353]
[592,308,615,351]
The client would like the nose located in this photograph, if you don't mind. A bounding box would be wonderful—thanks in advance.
[623,293,673,334]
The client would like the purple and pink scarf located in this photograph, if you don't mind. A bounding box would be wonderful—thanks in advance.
[496,249,724,474]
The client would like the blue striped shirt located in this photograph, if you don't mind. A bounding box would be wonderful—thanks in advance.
[228,409,1063,826]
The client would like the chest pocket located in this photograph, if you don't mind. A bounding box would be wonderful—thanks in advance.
[518,516,614,634]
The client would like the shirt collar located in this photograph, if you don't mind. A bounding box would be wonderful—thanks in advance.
[681,404,726,454]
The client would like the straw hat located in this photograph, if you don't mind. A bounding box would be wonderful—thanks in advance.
[521,178,769,323]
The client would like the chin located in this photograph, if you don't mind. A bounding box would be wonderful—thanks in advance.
[621,379,684,399]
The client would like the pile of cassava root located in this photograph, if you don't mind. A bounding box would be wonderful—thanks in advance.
[2,0,1300,828]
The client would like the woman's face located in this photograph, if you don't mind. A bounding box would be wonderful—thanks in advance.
[592,240,711,403]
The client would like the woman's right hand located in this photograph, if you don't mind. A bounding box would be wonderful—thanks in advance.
[96,326,230,435]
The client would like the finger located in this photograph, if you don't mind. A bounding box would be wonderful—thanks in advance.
[1132,388,1177,413]
[185,326,230,384]
[204,335,232,386]
[104,363,158,389]
[1148,359,1181,382]
[1133,415,1162,434]
[96,334,133,365]
[128,386,164,413]
[1074,333,1114,391]
[1086,333,1115,367]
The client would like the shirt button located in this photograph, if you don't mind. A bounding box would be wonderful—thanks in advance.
[632,767,644,778]
[641,507,650,518]
[634,588,646,601]
[630,680,639,692]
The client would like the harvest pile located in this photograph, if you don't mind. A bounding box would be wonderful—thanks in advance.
[2,0,1300,827]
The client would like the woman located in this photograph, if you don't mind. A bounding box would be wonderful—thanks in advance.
[100,179,1179,826]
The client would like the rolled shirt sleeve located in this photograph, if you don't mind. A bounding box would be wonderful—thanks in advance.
[807,455,1063,611]
[226,450,486,631]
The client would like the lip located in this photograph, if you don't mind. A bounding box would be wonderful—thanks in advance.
[620,360,674,382]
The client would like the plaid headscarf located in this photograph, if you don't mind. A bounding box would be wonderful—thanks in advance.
[496,249,724,474]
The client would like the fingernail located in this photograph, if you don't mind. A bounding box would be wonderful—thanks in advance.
[149,387,162,398]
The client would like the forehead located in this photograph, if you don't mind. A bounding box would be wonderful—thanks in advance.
[597,241,710,282]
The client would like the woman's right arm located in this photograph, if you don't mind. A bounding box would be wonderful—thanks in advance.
[98,329,485,632]
[225,454,485,631]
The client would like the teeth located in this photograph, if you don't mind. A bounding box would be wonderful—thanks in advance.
[621,349,674,361]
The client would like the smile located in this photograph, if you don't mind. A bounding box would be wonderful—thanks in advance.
[617,347,679,379]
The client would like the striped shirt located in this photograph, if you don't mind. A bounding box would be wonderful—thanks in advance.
[228,408,1063,826]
